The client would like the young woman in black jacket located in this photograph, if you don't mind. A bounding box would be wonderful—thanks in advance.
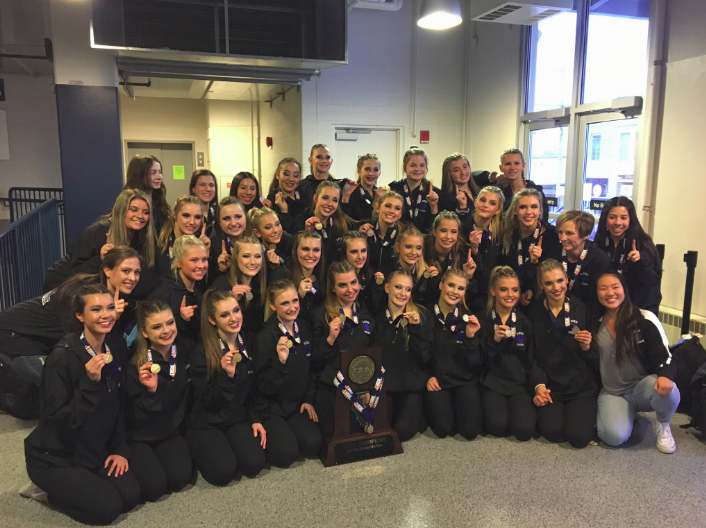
[311,261,375,437]
[546,210,610,317]
[339,231,383,314]
[185,289,266,485]
[595,197,662,315]
[593,272,679,453]
[189,170,219,233]
[123,154,171,232]
[208,196,251,285]
[267,157,311,234]
[529,260,599,449]
[496,148,550,223]
[423,269,483,440]
[156,195,210,280]
[212,236,268,337]
[230,171,270,212]
[24,284,140,525]
[149,236,208,341]
[44,188,158,299]
[254,280,321,468]
[250,207,295,272]
[358,190,404,270]
[479,266,536,441]
[124,300,194,502]
[464,186,505,312]
[499,188,560,309]
[388,146,440,234]
[348,154,385,221]
[268,230,326,321]
[371,270,433,441]
[439,153,480,222]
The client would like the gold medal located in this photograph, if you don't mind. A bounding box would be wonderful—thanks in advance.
[286,339,294,348]
[375,276,384,285]
[233,353,243,363]
[310,275,316,283]
[315,222,323,231]
[364,423,374,434]
[150,363,161,374]
[367,229,375,238]
[338,314,346,323]
[570,326,580,335]
[103,353,113,365]
[269,244,277,251]
[423,270,431,279]
[462,314,469,322]
[400,317,408,328]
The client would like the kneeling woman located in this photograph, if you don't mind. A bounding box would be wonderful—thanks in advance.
[24,284,140,525]
[372,270,432,441]
[479,266,536,441]
[423,269,483,440]
[254,281,322,467]
[594,272,679,453]
[125,301,194,502]
[186,289,266,486]
[311,261,375,437]
[529,260,599,448]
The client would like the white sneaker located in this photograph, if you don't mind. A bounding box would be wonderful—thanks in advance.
[19,482,48,503]
[656,422,676,454]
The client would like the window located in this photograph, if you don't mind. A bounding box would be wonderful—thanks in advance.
[521,0,649,220]
[526,6,577,113]
[590,135,601,161]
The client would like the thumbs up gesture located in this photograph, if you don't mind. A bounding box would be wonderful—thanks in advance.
[529,236,543,264]
[627,239,641,262]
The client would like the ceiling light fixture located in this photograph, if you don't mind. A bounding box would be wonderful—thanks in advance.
[417,0,462,30]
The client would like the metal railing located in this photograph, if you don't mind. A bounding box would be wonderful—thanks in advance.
[3,187,66,255]
[0,199,62,310]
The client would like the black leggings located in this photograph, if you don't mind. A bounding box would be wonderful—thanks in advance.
[26,463,140,525]
[536,396,597,448]
[387,391,422,442]
[482,388,537,441]
[264,412,322,468]
[185,422,266,486]
[129,435,194,502]
[423,383,483,440]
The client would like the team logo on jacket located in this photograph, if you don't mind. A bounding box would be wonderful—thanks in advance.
[363,320,371,334]
[517,332,525,346]
[304,341,311,356]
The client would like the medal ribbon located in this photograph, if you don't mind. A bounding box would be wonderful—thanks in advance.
[333,366,386,428]
[360,185,376,206]
[605,238,627,274]
[147,343,178,378]
[371,222,398,247]
[385,308,407,327]
[517,224,541,267]
[547,297,573,331]
[402,183,426,220]
[80,332,116,390]
[339,304,359,329]
[315,217,333,240]
[434,304,464,333]
[562,247,588,291]
[278,321,301,351]
[472,222,492,248]
[219,334,252,372]
[491,308,517,338]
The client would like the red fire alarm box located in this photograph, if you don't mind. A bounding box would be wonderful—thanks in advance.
[420,130,429,144]
[266,137,273,148]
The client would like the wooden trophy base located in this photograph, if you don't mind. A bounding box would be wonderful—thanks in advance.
[321,428,403,467]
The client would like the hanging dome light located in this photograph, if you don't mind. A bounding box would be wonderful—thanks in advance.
[417,0,462,30]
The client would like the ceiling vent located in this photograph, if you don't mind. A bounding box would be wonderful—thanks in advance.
[470,0,572,25]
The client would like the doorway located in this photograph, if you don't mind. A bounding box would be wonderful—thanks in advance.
[125,142,195,201]
[333,128,401,187]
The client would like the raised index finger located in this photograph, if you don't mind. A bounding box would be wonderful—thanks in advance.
[181,295,186,308]
[538,236,543,248]
[632,239,637,252]
[202,222,207,237]
[222,240,226,253]
[114,286,120,302]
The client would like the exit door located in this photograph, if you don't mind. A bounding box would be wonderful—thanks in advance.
[333,128,400,187]
[126,142,195,204]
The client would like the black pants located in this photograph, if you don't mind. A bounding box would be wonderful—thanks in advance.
[264,412,322,468]
[536,396,597,448]
[26,463,140,525]
[0,330,51,385]
[482,388,536,441]
[386,391,422,442]
[185,422,266,486]
[129,435,194,502]
[423,383,483,440]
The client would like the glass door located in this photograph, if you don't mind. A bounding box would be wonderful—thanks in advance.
[524,123,569,223]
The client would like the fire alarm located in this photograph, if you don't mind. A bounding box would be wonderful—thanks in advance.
[266,137,273,148]
[420,130,430,144]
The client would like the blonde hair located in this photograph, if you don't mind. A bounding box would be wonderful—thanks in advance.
[501,188,543,255]
[200,289,240,379]
[425,211,464,270]
[103,189,157,267]
[324,261,358,323]
[158,195,202,252]
[264,279,298,321]
[171,235,207,273]
[394,224,429,282]
[372,190,404,223]
[439,268,469,310]
[226,236,267,306]
[486,266,520,315]
[475,186,505,245]
[556,210,594,238]
[249,207,278,235]
[131,300,173,369]
[313,181,353,238]
[536,258,566,299]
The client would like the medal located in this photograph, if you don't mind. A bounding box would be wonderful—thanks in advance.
[338,314,346,324]
[462,314,469,322]
[517,224,541,267]
[333,366,386,435]
[150,363,161,374]
[492,308,517,339]
[103,353,113,364]
[375,276,384,285]
[80,332,117,391]
[400,317,409,328]
[310,275,316,283]
[364,424,374,434]
[504,329,513,338]
[147,344,178,378]
[315,222,323,230]
[245,291,254,301]
[219,335,252,374]
[233,352,243,363]
[423,270,431,279]
[286,339,294,348]
[269,244,277,251]
[367,229,375,238]
[570,326,580,335]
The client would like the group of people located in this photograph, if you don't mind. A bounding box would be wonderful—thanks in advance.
[0,144,678,526]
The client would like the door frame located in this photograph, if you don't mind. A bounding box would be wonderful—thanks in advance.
[122,140,197,184]
[331,125,405,182]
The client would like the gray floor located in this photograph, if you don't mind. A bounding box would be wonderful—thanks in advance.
[2,412,705,528]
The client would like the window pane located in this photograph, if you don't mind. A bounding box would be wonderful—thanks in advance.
[526,6,577,113]
[527,127,569,221]
[581,119,638,221]
[582,0,649,104]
